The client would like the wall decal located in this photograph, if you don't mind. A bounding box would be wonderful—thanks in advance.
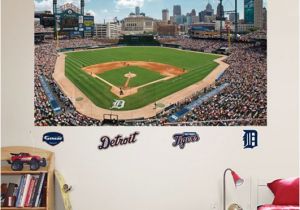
[172,132,200,149]
[98,132,139,150]
[243,130,258,149]
[43,132,64,146]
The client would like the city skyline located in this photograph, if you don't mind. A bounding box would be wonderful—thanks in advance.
[35,0,267,23]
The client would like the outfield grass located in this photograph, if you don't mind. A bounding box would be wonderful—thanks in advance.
[65,47,220,110]
[98,66,165,88]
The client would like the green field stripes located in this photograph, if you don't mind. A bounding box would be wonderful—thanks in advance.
[65,47,220,110]
[98,66,165,88]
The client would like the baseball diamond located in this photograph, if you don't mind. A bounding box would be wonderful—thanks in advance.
[53,46,228,120]
[96,66,165,88]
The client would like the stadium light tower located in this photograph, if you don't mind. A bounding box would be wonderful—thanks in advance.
[81,0,85,15]
[220,0,223,39]
[224,0,238,41]
[53,0,57,14]
[234,0,238,40]
[53,0,57,40]
[217,0,225,39]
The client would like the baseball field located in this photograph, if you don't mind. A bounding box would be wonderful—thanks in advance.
[64,47,220,110]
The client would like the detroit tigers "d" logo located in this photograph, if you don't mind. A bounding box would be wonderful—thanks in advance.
[111,100,125,109]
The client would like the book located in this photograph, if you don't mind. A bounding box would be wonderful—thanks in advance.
[3,183,18,207]
[1,183,8,207]
[24,177,36,207]
[30,174,42,207]
[40,176,48,207]
[31,173,46,207]
[15,175,25,207]
[35,173,46,207]
[12,186,18,197]
[20,174,32,207]
[28,177,38,207]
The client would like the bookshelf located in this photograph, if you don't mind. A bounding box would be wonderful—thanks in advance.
[1,146,54,210]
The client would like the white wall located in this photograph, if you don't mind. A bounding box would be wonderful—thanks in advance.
[1,1,299,210]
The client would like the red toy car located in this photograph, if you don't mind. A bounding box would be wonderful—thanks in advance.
[8,153,47,171]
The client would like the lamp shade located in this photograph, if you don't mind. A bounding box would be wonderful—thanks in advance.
[231,170,244,186]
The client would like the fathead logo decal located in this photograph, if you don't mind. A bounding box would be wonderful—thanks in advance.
[172,132,200,149]
[43,132,64,146]
[98,132,139,150]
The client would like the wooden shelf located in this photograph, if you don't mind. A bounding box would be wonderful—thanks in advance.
[1,165,49,175]
[1,207,46,210]
[1,147,54,210]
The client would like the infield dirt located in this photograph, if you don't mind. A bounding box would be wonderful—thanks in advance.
[83,61,185,77]
[83,61,186,98]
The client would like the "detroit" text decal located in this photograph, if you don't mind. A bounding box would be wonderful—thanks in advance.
[98,132,139,150]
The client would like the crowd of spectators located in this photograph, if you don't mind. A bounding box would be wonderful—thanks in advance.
[35,37,267,126]
[35,39,106,126]
[151,40,267,126]
[56,38,108,49]
[159,37,226,53]
[238,30,267,41]
[34,21,53,33]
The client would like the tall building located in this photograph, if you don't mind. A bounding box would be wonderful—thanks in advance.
[244,0,254,24]
[156,22,178,36]
[199,3,214,22]
[186,14,193,25]
[95,22,121,38]
[263,7,267,30]
[245,0,263,28]
[191,9,196,16]
[229,13,239,22]
[175,15,186,24]
[107,22,121,38]
[216,3,224,20]
[135,6,140,15]
[162,9,170,22]
[173,5,181,16]
[192,16,199,24]
[94,24,107,38]
[199,12,205,22]
[254,0,263,29]
[205,3,214,15]
[122,15,154,35]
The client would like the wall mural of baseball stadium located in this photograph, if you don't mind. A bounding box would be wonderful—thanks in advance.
[34,0,267,126]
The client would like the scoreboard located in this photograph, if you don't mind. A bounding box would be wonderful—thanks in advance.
[83,16,94,31]
[62,17,78,28]
[57,8,94,37]
[60,9,79,30]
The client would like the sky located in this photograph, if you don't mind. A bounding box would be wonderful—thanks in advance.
[34,0,267,24]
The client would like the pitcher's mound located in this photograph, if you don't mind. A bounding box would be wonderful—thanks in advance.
[124,72,136,78]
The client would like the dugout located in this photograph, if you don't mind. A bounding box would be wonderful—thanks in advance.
[212,47,230,55]
[161,43,181,48]
[118,35,160,46]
